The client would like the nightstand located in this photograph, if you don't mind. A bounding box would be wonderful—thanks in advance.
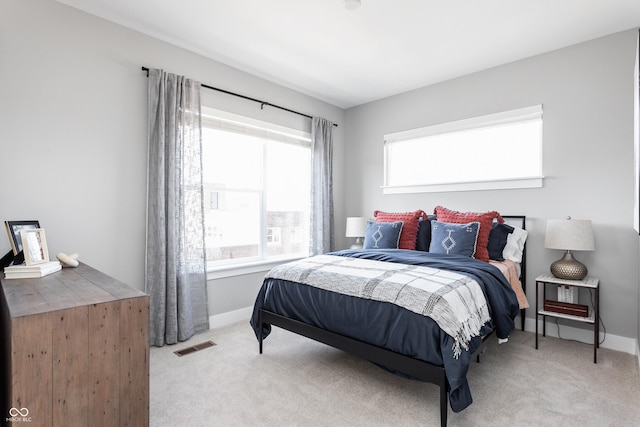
[535,273,599,363]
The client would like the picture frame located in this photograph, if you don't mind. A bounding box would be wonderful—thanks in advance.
[4,220,41,255]
[21,228,50,265]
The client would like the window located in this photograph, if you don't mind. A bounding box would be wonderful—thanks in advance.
[202,108,312,270]
[266,227,281,245]
[383,105,544,193]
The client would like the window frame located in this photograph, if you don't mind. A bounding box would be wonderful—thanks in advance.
[201,107,312,275]
[382,105,544,194]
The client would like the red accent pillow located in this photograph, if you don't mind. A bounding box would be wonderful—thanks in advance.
[433,206,503,262]
[374,210,425,250]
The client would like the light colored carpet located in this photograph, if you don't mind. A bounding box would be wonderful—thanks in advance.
[150,321,640,426]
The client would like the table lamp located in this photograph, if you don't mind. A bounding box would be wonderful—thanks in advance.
[544,217,595,280]
[345,217,367,249]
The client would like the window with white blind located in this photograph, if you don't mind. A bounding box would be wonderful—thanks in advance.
[383,105,544,193]
[201,108,312,271]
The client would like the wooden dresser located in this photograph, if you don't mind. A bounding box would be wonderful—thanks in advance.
[0,263,149,427]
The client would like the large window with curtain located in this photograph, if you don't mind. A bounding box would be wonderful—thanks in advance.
[201,108,312,270]
[383,105,544,194]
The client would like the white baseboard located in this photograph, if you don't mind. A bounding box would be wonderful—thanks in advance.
[519,315,637,356]
[209,306,254,329]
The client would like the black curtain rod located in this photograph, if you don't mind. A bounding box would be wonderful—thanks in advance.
[142,67,337,127]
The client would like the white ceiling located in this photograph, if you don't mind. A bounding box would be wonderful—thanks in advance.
[56,0,640,109]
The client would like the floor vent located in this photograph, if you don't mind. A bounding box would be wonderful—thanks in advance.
[174,340,217,357]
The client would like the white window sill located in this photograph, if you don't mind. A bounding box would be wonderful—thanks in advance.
[206,256,305,280]
[382,176,544,194]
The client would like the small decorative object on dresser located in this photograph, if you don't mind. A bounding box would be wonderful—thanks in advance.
[20,228,49,265]
[56,252,80,267]
[3,220,41,266]
[3,260,61,279]
[544,216,595,280]
[4,220,40,255]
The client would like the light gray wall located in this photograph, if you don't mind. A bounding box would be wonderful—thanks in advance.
[0,0,345,316]
[344,29,639,340]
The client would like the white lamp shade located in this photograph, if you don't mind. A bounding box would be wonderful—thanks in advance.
[545,218,595,251]
[345,217,368,237]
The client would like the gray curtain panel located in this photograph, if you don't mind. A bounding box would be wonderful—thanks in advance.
[146,68,210,346]
[310,117,334,255]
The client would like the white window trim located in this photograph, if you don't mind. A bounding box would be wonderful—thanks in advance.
[383,105,544,194]
[382,176,544,194]
[206,256,304,280]
[202,107,311,147]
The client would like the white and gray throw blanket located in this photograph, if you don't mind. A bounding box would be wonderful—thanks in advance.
[265,254,491,358]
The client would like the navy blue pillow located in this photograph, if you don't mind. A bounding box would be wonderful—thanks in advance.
[363,221,403,249]
[488,222,515,261]
[429,220,481,258]
[416,215,436,251]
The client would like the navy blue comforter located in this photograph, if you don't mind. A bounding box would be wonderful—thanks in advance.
[250,249,519,412]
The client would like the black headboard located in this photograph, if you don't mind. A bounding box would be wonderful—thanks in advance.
[501,215,527,331]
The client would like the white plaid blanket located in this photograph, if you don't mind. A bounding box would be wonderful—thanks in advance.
[265,254,491,358]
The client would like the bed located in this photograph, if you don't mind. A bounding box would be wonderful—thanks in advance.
[250,210,527,427]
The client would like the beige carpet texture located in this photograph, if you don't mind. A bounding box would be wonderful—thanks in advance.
[150,321,640,426]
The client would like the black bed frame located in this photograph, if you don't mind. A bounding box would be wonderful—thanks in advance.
[257,216,526,427]
[501,216,527,332]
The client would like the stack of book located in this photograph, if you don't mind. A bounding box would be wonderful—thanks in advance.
[543,299,589,317]
[3,261,62,279]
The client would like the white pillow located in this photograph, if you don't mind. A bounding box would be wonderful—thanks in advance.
[503,227,528,263]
